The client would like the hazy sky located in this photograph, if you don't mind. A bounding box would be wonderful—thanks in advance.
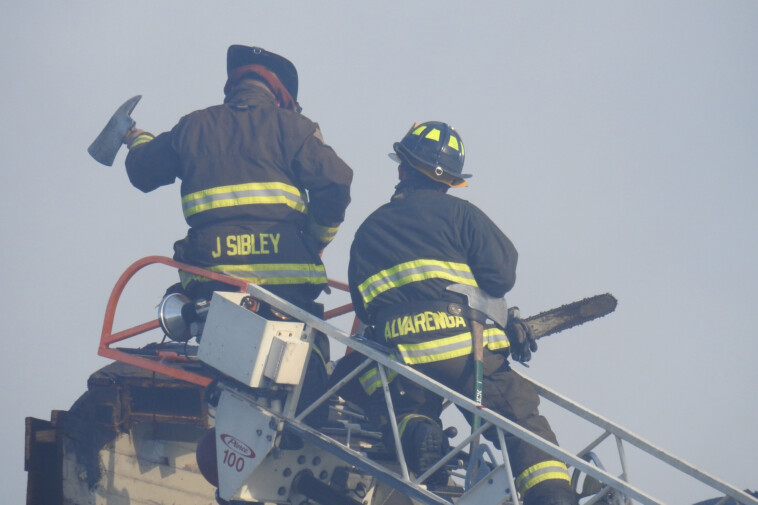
[2,2,756,503]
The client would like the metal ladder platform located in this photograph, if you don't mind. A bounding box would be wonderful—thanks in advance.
[98,257,757,505]
[238,282,757,505]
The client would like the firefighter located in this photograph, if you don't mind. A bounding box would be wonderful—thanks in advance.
[122,45,352,427]
[347,122,577,505]
[123,44,352,316]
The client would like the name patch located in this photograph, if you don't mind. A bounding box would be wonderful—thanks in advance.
[211,233,281,258]
[384,311,466,339]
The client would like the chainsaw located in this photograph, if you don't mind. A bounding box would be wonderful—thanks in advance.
[521,293,617,340]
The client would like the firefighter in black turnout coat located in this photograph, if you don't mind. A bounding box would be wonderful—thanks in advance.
[347,122,577,505]
[124,45,352,312]
[122,45,352,428]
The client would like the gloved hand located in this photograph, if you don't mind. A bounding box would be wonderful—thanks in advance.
[123,128,155,150]
[506,307,538,364]
[123,128,144,146]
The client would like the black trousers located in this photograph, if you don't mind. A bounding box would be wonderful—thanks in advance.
[416,349,560,478]
[367,348,575,503]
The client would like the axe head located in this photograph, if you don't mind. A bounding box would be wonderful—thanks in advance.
[87,95,142,166]
[446,283,509,327]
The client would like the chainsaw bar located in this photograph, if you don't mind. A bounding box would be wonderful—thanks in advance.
[523,293,617,340]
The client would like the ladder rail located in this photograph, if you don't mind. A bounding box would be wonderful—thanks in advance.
[96,258,754,505]
[241,281,757,505]
[378,363,412,481]
[243,283,664,504]
[283,414,452,505]
[497,423,520,505]
[530,379,758,505]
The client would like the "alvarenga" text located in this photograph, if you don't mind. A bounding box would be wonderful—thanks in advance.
[385,311,467,339]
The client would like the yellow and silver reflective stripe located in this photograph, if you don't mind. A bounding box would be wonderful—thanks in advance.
[484,327,510,351]
[179,263,327,286]
[179,262,326,287]
[358,364,398,396]
[358,366,382,395]
[129,132,154,150]
[182,182,307,219]
[515,460,571,495]
[358,259,476,307]
[396,327,509,365]
[397,331,473,364]
[306,215,340,245]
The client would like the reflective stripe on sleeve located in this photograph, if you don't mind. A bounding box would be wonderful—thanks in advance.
[128,132,154,150]
[484,327,510,351]
[307,215,340,245]
[357,259,477,308]
[181,182,307,219]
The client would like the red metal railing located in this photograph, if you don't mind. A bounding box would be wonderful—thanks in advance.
[99,256,355,386]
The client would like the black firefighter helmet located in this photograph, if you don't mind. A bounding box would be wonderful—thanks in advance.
[391,121,470,187]
[226,45,299,101]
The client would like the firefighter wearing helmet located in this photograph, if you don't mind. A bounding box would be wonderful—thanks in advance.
[122,45,352,311]
[391,121,470,188]
[347,121,577,504]
[121,46,352,445]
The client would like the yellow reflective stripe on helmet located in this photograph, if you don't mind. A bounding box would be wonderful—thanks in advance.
[306,215,340,245]
[515,460,571,495]
[182,182,307,219]
[357,259,477,308]
[179,262,326,287]
[411,125,427,136]
[448,135,459,151]
[425,128,441,141]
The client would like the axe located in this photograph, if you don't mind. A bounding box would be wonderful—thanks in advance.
[87,95,142,166]
[445,283,508,439]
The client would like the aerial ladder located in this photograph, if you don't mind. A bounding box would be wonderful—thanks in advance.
[94,256,757,505]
